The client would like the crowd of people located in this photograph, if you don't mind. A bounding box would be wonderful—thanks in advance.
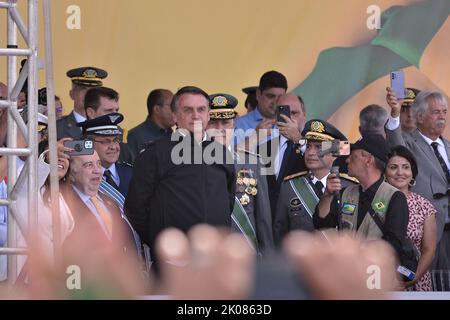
[0,65,449,298]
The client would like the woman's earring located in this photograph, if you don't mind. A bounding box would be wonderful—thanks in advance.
[409,178,416,187]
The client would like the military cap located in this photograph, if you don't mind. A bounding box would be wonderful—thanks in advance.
[66,66,108,87]
[209,93,238,120]
[351,134,389,164]
[301,119,347,142]
[78,112,123,136]
[242,86,258,95]
[402,87,421,107]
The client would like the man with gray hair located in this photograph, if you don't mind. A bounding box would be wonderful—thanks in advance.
[385,87,450,279]
[359,104,388,138]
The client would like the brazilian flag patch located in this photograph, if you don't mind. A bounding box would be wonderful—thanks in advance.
[341,203,356,215]
[372,200,386,213]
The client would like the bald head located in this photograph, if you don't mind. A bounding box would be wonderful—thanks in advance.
[277,93,306,131]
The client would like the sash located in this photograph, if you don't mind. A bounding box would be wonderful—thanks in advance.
[98,180,142,257]
[289,176,332,241]
[289,177,319,219]
[232,196,258,252]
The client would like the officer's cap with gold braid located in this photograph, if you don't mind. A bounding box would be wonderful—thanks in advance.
[209,93,238,120]
[402,88,421,108]
[301,119,347,142]
[66,66,108,87]
[78,112,123,136]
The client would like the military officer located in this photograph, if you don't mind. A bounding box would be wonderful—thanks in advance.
[78,113,133,202]
[273,119,357,246]
[206,93,274,254]
[57,66,108,139]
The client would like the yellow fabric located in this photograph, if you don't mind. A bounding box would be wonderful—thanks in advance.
[90,196,113,236]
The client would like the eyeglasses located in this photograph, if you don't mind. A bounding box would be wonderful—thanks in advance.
[93,138,120,146]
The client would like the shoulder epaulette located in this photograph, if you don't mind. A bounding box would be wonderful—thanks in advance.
[284,171,308,181]
[339,173,359,184]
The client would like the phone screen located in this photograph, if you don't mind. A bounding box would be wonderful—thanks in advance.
[321,140,350,156]
[391,71,405,99]
[276,105,291,123]
[63,139,94,156]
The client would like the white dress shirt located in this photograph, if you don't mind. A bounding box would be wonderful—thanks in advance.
[73,111,86,124]
[275,135,289,179]
[311,174,329,195]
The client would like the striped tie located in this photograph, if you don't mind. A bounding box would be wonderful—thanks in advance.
[431,142,450,183]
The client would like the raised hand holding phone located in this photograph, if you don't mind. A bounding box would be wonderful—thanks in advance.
[390,70,405,99]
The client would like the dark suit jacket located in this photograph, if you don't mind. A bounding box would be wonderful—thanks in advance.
[125,132,236,259]
[258,138,307,217]
[116,162,133,197]
[127,117,171,159]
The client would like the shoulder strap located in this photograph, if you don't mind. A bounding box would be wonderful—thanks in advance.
[367,206,385,236]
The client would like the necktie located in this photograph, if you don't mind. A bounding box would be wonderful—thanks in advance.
[90,196,113,236]
[314,180,324,197]
[431,142,450,183]
[104,169,119,190]
[278,140,294,182]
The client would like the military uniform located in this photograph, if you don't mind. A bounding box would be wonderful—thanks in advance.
[78,113,134,198]
[272,119,353,246]
[274,170,357,245]
[209,93,274,254]
[57,66,107,140]
[58,67,133,164]
[232,148,274,254]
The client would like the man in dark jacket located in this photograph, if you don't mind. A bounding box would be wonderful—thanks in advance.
[124,86,235,263]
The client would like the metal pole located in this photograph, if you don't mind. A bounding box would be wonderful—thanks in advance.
[6,0,18,284]
[43,0,61,264]
[27,0,39,278]
[0,48,32,56]
[0,148,31,156]
[0,248,28,255]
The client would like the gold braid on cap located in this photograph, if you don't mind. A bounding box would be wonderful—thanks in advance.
[304,132,334,141]
[209,110,237,119]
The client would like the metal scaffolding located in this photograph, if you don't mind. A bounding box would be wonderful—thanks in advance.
[0,0,59,285]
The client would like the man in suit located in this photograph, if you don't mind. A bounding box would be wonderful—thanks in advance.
[385,88,450,271]
[206,93,274,255]
[259,93,307,216]
[78,113,133,200]
[57,66,107,140]
[127,89,174,159]
[273,120,357,246]
[62,150,138,264]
